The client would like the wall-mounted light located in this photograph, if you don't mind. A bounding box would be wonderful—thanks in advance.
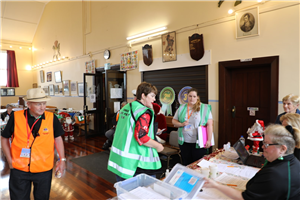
[31,56,69,70]
[126,26,167,40]
[228,9,234,14]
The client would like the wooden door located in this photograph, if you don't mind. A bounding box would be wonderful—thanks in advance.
[219,56,279,147]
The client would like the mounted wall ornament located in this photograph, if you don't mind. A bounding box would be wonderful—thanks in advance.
[52,40,61,60]
[189,33,205,61]
[142,44,153,66]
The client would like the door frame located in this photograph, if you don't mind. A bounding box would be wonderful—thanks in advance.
[218,56,279,147]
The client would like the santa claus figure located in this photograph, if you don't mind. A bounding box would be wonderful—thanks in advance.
[247,120,264,154]
[61,112,75,141]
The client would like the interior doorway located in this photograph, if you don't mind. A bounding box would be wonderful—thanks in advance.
[218,56,279,147]
[96,65,127,132]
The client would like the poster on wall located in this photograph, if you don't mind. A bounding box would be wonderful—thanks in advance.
[236,7,259,39]
[120,50,138,71]
[85,60,96,73]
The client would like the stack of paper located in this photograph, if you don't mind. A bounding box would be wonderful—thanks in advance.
[118,186,168,200]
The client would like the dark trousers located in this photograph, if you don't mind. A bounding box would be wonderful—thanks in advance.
[9,168,53,200]
[179,142,207,166]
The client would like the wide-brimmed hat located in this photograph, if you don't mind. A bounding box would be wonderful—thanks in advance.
[132,89,136,96]
[23,88,51,102]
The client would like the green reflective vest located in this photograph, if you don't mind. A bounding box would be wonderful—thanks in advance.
[107,101,161,179]
[177,103,211,148]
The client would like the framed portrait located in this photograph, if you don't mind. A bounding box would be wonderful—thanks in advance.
[161,31,177,62]
[7,88,15,96]
[70,81,78,96]
[43,86,49,95]
[49,84,54,96]
[63,80,70,96]
[47,72,52,82]
[40,70,45,83]
[236,7,259,39]
[54,85,59,95]
[0,88,7,96]
[54,71,62,83]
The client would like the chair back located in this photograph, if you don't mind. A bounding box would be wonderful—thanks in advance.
[169,131,179,147]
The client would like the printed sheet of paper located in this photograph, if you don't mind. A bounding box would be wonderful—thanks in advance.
[196,188,232,199]
[215,173,248,190]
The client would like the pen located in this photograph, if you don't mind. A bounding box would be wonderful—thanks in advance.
[227,184,237,187]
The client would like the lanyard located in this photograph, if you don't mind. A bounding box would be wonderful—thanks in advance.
[25,110,40,148]
[187,105,193,119]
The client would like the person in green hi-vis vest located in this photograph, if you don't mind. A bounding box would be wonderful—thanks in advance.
[172,88,213,165]
[107,82,164,181]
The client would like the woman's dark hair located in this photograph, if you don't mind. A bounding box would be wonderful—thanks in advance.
[136,82,157,100]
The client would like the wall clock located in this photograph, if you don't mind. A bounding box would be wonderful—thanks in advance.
[104,49,111,60]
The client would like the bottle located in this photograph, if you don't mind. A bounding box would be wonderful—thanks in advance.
[240,135,245,146]
[165,169,170,178]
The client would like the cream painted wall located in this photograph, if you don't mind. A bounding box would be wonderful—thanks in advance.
[30,1,300,143]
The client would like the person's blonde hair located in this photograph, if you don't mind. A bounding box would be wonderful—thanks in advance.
[282,94,300,106]
[280,113,300,148]
[187,88,201,112]
[264,124,299,154]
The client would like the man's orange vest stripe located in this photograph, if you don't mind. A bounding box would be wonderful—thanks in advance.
[11,110,54,172]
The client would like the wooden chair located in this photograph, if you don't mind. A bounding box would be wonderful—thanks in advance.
[159,131,182,170]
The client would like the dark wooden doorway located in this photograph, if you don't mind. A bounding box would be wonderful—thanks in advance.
[219,56,279,147]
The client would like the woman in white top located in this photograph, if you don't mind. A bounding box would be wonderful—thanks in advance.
[172,88,213,165]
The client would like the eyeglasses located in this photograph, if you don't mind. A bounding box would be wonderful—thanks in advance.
[263,141,280,148]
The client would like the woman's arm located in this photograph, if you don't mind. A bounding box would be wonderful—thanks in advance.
[205,119,213,148]
[203,178,243,200]
[172,118,189,128]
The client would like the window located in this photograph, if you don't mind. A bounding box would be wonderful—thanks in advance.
[0,51,7,86]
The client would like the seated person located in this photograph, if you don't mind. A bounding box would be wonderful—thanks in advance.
[204,124,300,200]
[280,113,300,161]
[275,94,300,124]
[1,104,14,122]
[102,101,127,150]
[152,103,168,144]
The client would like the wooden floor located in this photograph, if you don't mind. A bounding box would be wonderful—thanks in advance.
[0,131,117,200]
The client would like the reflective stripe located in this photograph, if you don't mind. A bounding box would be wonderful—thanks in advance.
[178,137,184,141]
[111,146,160,162]
[199,104,208,126]
[134,107,147,119]
[124,117,135,153]
[108,160,135,176]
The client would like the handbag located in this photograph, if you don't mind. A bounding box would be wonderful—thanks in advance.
[197,125,215,148]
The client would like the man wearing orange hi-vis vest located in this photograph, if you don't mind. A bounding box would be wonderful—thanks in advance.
[1,88,66,200]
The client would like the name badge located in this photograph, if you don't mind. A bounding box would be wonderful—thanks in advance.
[20,148,31,158]
[184,124,193,131]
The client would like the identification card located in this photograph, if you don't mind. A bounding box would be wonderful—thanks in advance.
[20,148,31,158]
[184,124,193,131]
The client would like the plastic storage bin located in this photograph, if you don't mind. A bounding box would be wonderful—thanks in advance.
[164,163,205,199]
[114,173,187,199]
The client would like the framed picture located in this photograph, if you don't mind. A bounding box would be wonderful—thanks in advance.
[49,84,54,96]
[78,82,88,97]
[85,60,96,73]
[47,72,52,82]
[40,70,45,83]
[54,71,62,83]
[7,88,15,96]
[43,86,49,95]
[162,31,177,62]
[236,7,259,39]
[0,88,7,96]
[63,80,70,96]
[54,85,59,95]
[70,81,78,96]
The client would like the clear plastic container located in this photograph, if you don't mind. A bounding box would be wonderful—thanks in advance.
[114,173,187,199]
[164,163,206,199]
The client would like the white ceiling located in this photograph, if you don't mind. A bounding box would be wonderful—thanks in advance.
[1,1,50,44]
